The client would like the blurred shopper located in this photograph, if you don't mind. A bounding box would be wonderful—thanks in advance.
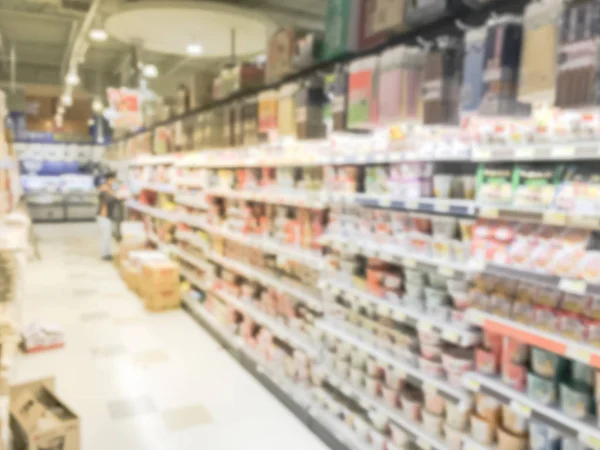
[97,172,117,260]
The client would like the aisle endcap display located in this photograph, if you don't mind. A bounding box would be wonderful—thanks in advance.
[465,309,600,370]
[321,279,480,347]
[462,372,600,449]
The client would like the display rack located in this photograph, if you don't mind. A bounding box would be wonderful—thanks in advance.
[113,0,600,448]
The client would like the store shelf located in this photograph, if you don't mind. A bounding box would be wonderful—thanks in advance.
[172,246,213,274]
[182,295,362,450]
[316,321,471,406]
[209,252,323,313]
[190,219,325,269]
[174,176,207,188]
[478,204,600,229]
[176,229,211,254]
[463,372,600,449]
[321,278,479,347]
[180,267,211,292]
[481,261,600,297]
[128,155,177,166]
[323,235,470,277]
[131,181,176,194]
[175,194,209,210]
[465,309,600,369]
[126,200,180,223]
[211,288,318,358]
[353,194,476,216]
[472,142,600,162]
[205,188,328,209]
[321,366,450,450]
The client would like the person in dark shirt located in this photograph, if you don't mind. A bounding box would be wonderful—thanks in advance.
[97,172,116,260]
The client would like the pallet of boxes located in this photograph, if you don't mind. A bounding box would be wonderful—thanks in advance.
[118,223,181,312]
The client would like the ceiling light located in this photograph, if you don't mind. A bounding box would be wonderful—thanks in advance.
[88,118,94,126]
[92,97,103,113]
[65,71,80,86]
[186,42,203,56]
[57,106,65,115]
[61,93,73,107]
[89,28,108,42]
[142,64,158,78]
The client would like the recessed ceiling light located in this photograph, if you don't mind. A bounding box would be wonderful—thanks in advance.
[186,42,203,56]
[142,64,158,78]
[92,97,103,113]
[65,71,80,85]
[61,93,73,107]
[89,28,108,42]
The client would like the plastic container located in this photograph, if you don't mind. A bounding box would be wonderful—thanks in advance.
[444,423,464,450]
[432,237,454,260]
[422,409,444,436]
[531,348,565,378]
[459,219,476,241]
[390,423,410,447]
[446,401,469,430]
[470,413,498,445]
[420,343,443,360]
[425,286,449,308]
[433,174,453,198]
[383,272,403,290]
[502,404,528,435]
[418,327,441,345]
[527,372,557,406]
[498,426,528,450]
[452,240,470,262]
[365,377,380,396]
[400,388,423,421]
[450,291,470,310]
[382,385,399,408]
[442,348,474,373]
[419,356,445,377]
[560,382,594,420]
[424,389,446,415]
[385,366,405,390]
[432,216,458,238]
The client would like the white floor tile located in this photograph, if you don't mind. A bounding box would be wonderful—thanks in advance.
[16,223,330,450]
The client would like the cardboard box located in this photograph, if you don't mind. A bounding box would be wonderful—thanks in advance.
[144,287,181,312]
[11,377,79,450]
[119,240,146,264]
[141,260,179,289]
[120,260,141,295]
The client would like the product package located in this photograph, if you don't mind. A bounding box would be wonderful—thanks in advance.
[258,90,279,134]
[295,75,327,139]
[460,26,487,118]
[322,0,361,60]
[512,164,564,208]
[347,56,380,129]
[323,65,350,132]
[518,0,563,105]
[278,83,298,137]
[479,15,529,116]
[406,0,460,26]
[556,0,600,108]
[476,164,515,204]
[359,0,408,50]
[266,28,297,83]
[423,37,463,125]
[242,95,260,145]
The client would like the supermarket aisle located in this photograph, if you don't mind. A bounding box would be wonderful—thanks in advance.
[16,223,330,450]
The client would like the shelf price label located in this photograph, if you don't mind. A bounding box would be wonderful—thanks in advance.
[566,345,592,364]
[480,207,499,218]
[579,433,600,449]
[515,147,535,160]
[509,400,532,418]
[553,146,575,159]
[463,376,481,392]
[559,278,587,295]
[542,211,567,226]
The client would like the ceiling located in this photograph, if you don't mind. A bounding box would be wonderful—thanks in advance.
[0,0,326,101]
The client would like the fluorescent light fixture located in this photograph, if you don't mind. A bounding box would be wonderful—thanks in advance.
[89,28,108,42]
[61,93,73,107]
[142,64,158,78]
[65,71,80,85]
[186,42,203,56]
[92,97,103,113]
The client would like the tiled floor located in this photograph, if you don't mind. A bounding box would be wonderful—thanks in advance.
[16,223,330,450]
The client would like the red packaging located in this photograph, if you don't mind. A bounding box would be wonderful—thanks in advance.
[502,361,527,392]
[476,347,500,375]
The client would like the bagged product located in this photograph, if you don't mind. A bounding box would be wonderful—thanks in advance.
[323,0,361,60]
[278,83,298,137]
[556,0,600,108]
[512,164,564,208]
[266,28,297,83]
[359,0,408,50]
[406,0,460,26]
[347,55,380,128]
[518,0,563,105]
[423,36,463,125]
[378,45,426,124]
[475,163,515,204]
[479,14,529,116]
[460,26,487,117]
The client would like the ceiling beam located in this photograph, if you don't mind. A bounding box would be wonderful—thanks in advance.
[0,7,81,22]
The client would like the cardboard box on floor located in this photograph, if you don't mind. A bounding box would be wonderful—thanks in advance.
[119,239,146,264]
[120,260,142,295]
[10,377,79,450]
[140,260,181,311]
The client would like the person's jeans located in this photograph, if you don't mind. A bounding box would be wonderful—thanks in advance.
[97,216,112,258]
